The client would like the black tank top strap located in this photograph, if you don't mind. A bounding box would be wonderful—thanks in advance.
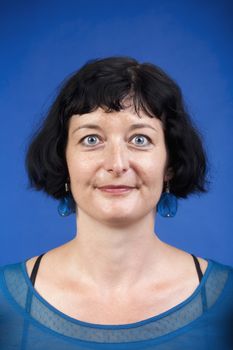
[191,253,203,283]
[30,253,45,287]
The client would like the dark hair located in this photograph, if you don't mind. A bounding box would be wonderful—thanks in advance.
[25,56,211,201]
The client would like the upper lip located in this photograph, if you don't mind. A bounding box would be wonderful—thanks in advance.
[97,185,136,189]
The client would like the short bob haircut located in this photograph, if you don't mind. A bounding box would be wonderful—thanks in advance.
[25,56,210,202]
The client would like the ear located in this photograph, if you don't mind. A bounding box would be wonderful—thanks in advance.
[164,167,174,182]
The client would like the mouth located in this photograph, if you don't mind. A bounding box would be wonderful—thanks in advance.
[97,187,136,195]
[97,184,137,189]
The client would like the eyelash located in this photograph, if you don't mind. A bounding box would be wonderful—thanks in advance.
[80,134,152,147]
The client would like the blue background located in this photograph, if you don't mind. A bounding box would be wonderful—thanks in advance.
[0,0,232,266]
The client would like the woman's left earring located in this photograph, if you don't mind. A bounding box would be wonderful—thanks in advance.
[58,183,76,217]
[156,181,178,218]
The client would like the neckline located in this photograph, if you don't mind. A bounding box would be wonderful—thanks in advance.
[21,258,213,330]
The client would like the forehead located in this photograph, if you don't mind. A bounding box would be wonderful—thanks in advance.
[68,107,163,132]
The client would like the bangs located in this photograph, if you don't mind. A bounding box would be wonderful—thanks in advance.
[61,61,170,124]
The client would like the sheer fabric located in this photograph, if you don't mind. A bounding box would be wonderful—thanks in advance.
[0,258,233,349]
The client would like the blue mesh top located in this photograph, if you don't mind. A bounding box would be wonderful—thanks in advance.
[0,256,233,350]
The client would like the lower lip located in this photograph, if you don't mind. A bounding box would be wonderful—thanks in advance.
[98,188,135,194]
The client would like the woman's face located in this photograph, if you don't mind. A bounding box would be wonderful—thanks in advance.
[66,106,172,225]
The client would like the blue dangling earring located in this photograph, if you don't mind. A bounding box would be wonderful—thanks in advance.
[58,182,76,217]
[157,181,178,217]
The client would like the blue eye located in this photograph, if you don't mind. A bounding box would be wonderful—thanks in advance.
[131,134,151,146]
[81,135,100,146]
[80,134,151,147]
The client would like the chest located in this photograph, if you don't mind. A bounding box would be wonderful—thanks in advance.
[33,275,199,325]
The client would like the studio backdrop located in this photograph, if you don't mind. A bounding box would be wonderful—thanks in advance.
[0,0,232,266]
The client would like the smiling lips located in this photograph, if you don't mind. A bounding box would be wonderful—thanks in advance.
[98,185,135,189]
[97,185,136,194]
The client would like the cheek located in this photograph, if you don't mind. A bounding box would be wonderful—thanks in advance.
[66,152,95,185]
[138,153,167,183]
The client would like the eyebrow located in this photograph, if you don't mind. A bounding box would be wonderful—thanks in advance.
[72,123,158,135]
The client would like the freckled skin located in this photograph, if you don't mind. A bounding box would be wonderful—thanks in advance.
[65,107,172,226]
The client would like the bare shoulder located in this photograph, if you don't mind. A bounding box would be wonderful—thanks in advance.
[25,255,41,278]
[162,241,209,279]
[196,256,209,275]
[178,250,209,277]
[25,242,69,279]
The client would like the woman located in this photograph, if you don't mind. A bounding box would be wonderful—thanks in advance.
[0,56,232,349]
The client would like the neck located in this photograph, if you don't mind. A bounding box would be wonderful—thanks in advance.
[62,208,172,295]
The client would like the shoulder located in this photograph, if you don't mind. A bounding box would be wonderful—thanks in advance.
[0,260,22,275]
[205,259,233,331]
[206,258,233,306]
[24,241,72,280]
[25,255,42,279]
[196,256,209,275]
[0,253,46,284]
[0,260,26,305]
[200,257,233,292]
[208,258,233,275]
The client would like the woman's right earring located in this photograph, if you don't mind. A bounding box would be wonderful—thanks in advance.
[57,183,76,217]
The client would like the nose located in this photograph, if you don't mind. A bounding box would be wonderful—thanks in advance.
[103,142,129,175]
